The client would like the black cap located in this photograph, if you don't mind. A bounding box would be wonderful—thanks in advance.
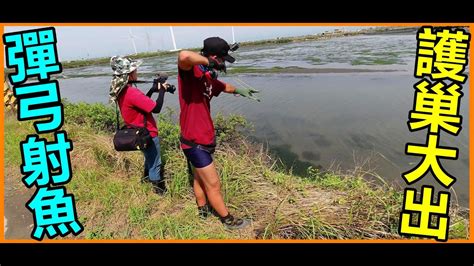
[201,37,235,63]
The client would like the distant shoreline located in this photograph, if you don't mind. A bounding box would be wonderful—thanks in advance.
[3,26,419,73]
[58,26,418,69]
[4,27,419,77]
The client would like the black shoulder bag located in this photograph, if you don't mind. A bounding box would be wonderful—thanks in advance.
[113,103,152,151]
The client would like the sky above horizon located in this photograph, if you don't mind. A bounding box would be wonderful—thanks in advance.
[4,26,369,61]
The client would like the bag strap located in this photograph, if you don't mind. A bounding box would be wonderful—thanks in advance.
[115,101,120,130]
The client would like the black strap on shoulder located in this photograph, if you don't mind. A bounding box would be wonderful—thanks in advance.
[115,102,120,130]
[143,110,147,128]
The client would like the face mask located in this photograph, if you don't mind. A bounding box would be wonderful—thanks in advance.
[198,64,218,80]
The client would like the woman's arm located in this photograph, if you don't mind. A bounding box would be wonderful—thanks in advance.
[151,85,166,113]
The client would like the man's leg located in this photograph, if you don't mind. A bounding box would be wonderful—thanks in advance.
[142,148,152,181]
[143,137,166,194]
[193,170,208,207]
[145,137,162,182]
[194,163,250,229]
[184,147,250,228]
[194,163,229,217]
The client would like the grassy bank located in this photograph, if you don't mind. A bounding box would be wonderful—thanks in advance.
[3,102,469,240]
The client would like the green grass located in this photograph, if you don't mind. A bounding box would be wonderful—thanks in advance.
[4,114,30,165]
[3,102,469,240]
[351,57,400,66]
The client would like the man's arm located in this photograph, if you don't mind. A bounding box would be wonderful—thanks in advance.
[178,50,209,71]
[223,83,236,94]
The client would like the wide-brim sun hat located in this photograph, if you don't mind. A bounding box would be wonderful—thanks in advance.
[109,56,143,103]
[110,56,143,75]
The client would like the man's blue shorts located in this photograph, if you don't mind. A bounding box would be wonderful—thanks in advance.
[183,146,213,168]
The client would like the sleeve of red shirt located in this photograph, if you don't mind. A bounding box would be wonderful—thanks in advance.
[129,87,156,113]
[211,79,226,97]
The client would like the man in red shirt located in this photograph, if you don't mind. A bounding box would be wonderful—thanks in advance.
[178,37,259,229]
[110,56,168,194]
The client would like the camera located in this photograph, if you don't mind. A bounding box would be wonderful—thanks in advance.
[152,72,176,94]
[164,83,176,94]
[229,42,239,52]
[155,72,169,84]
